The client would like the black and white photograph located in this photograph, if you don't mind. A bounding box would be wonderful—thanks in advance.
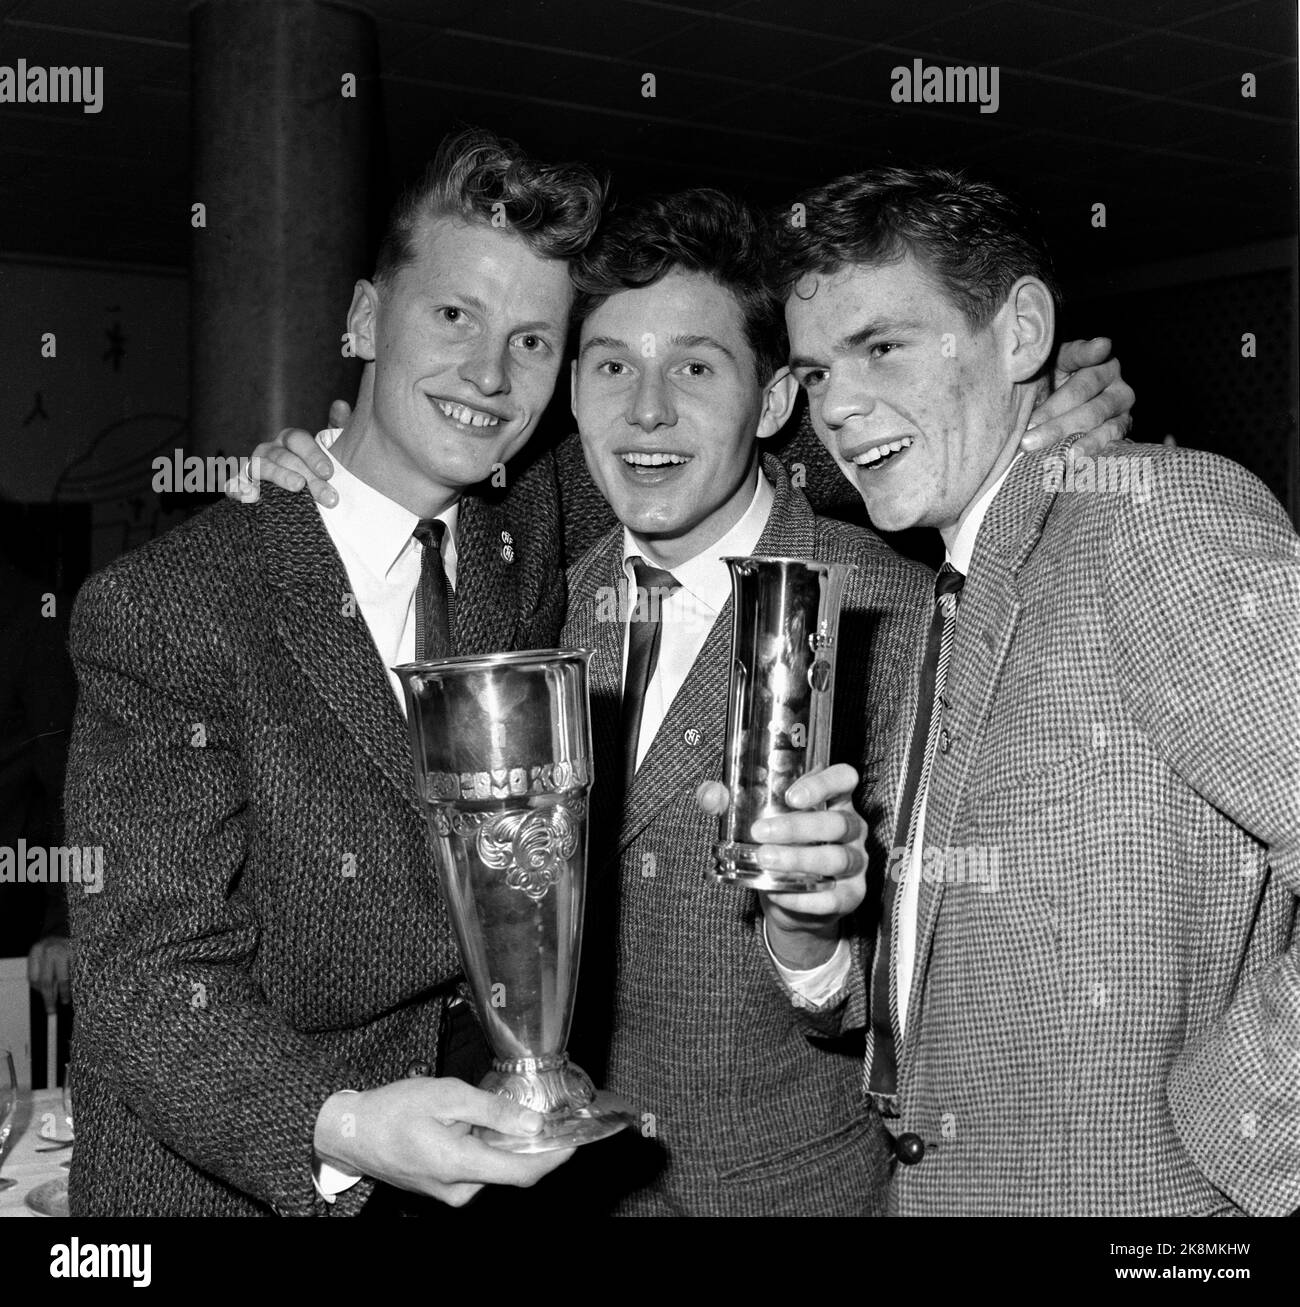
[0,0,1296,1283]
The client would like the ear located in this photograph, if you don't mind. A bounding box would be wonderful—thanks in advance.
[569,358,579,424]
[1001,276,1054,384]
[756,367,799,442]
[346,279,380,362]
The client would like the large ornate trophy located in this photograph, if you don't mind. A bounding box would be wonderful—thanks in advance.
[396,649,634,1153]
[712,557,856,893]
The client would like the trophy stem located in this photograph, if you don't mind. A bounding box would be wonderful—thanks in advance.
[476,1054,636,1154]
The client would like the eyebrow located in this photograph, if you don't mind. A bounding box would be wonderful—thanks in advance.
[579,334,628,358]
[440,290,560,335]
[669,333,737,361]
[578,332,737,360]
[788,317,922,370]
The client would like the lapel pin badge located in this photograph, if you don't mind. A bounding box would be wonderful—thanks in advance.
[500,530,515,562]
[683,727,702,748]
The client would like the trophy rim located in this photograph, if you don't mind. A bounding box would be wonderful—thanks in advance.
[721,554,860,573]
[393,647,593,677]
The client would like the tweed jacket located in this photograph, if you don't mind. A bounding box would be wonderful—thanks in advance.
[882,441,1300,1216]
[64,454,566,1217]
[559,454,932,1216]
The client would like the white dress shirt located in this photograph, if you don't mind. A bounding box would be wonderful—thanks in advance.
[620,471,772,765]
[308,427,458,1199]
[895,452,1022,1037]
[312,428,458,712]
[621,470,850,1003]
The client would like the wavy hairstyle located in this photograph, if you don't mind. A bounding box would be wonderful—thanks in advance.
[771,166,1061,328]
[374,127,609,284]
[570,188,787,384]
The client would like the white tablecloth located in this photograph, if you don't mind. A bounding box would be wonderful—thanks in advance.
[0,1089,71,1217]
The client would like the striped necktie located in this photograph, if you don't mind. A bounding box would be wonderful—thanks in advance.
[866,561,965,1114]
[413,518,455,662]
[620,557,682,787]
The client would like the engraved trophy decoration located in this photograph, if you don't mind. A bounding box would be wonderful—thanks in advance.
[396,648,634,1152]
[712,557,857,893]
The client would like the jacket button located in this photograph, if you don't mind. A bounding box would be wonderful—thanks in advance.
[895,1132,926,1165]
[404,1060,433,1079]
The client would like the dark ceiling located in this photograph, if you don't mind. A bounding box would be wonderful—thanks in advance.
[0,0,1296,284]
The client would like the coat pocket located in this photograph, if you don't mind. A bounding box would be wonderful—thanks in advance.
[715,1114,890,1216]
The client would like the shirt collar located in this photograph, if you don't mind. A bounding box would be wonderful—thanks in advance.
[945,450,1022,576]
[316,427,459,579]
[621,468,774,615]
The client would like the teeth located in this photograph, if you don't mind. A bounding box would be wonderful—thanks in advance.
[436,399,500,428]
[621,452,691,467]
[852,436,913,467]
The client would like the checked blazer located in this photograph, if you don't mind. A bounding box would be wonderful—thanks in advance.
[64,454,566,1217]
[881,440,1300,1216]
[559,454,932,1216]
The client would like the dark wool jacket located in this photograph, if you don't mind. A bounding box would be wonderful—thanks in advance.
[65,452,565,1216]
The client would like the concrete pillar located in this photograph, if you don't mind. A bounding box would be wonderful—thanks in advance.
[190,0,379,457]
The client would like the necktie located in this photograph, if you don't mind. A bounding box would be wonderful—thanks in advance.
[413,519,478,1084]
[866,561,965,1112]
[620,557,682,787]
[413,518,455,662]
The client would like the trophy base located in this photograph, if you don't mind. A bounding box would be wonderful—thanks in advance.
[712,840,836,893]
[476,1091,637,1154]
[474,1057,636,1153]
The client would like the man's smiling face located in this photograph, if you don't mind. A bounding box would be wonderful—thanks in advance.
[786,252,1022,536]
[345,214,572,511]
[571,269,773,566]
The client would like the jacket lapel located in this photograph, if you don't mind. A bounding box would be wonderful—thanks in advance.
[616,606,727,853]
[257,484,421,816]
[454,491,522,655]
[564,528,627,829]
[902,450,1062,1054]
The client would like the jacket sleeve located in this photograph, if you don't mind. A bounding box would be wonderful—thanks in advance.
[758,917,870,1041]
[1101,450,1300,1217]
[66,566,373,1216]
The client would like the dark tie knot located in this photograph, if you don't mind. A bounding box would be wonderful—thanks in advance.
[630,557,682,597]
[935,561,965,601]
[413,518,446,551]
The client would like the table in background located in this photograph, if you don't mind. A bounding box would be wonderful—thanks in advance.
[0,1089,70,1217]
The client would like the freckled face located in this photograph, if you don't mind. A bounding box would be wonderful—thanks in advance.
[785,253,1019,534]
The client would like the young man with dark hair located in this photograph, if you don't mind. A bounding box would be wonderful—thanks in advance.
[557,186,928,1214]
[65,129,605,1216]
[777,165,1300,1216]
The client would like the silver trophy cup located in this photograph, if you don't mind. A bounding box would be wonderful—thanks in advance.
[713,557,857,893]
[395,648,634,1153]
